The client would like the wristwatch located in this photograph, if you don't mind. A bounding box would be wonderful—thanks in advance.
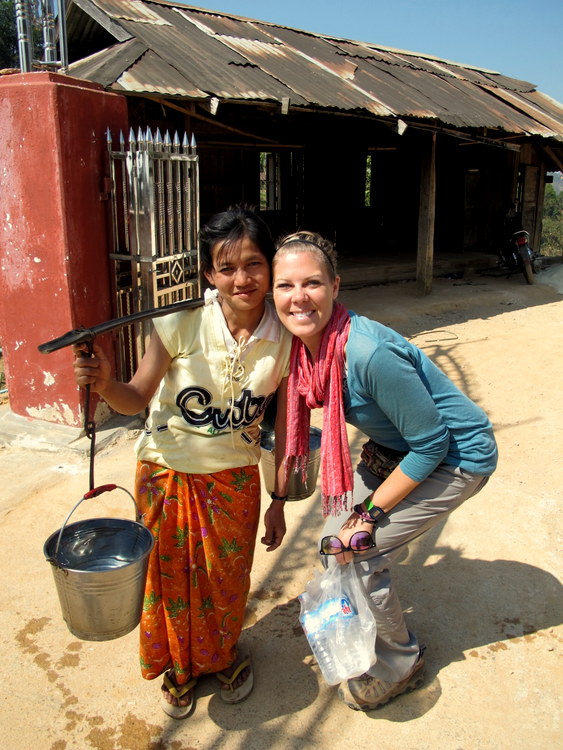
[270,491,288,502]
[352,504,377,524]
[366,503,386,523]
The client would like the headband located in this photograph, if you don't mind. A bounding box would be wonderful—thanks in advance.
[278,236,335,270]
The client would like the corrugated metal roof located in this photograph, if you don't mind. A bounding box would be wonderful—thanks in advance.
[116,48,208,96]
[67,0,563,141]
[69,38,149,87]
[128,5,307,102]
[215,32,394,115]
[86,0,172,25]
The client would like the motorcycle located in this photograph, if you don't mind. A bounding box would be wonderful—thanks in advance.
[499,229,542,285]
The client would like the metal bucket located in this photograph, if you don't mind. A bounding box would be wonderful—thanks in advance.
[260,427,322,500]
[44,484,154,641]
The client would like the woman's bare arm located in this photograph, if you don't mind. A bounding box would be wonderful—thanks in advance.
[261,377,289,551]
[73,329,172,415]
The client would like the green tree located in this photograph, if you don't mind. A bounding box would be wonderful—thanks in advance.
[541,182,563,256]
[0,0,18,68]
[0,0,47,69]
[543,184,563,219]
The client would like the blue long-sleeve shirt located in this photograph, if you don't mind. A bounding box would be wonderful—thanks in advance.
[344,313,498,481]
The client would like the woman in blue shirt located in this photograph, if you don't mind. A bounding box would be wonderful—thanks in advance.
[264,231,497,712]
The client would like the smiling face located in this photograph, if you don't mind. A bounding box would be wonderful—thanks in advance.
[273,250,340,355]
[204,236,270,324]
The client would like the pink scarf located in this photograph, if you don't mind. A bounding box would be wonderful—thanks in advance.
[285,302,353,517]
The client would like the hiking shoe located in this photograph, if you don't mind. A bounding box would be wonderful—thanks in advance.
[338,651,425,711]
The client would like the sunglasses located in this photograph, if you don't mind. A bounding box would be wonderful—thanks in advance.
[320,531,376,556]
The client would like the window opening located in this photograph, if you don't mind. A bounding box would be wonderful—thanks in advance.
[260,152,281,210]
[365,154,372,207]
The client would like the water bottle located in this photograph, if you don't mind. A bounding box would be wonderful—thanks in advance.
[300,595,363,685]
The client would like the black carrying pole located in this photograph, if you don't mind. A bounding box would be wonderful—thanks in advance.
[83,343,96,491]
[37,297,205,354]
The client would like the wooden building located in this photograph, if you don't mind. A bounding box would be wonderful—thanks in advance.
[66,0,563,289]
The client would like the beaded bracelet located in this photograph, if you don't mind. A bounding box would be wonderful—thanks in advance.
[353,504,377,524]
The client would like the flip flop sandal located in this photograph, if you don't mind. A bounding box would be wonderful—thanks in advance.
[161,672,197,719]
[216,656,254,704]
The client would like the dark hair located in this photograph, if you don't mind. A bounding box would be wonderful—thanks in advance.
[274,231,338,281]
[199,205,275,278]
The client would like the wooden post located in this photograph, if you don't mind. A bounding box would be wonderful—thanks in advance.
[520,163,544,253]
[533,166,546,254]
[416,132,437,296]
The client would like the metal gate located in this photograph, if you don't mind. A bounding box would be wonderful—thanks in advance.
[106,126,200,381]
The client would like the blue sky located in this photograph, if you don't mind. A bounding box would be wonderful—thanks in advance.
[189,0,563,105]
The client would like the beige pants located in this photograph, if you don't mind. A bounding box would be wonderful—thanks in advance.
[320,463,490,683]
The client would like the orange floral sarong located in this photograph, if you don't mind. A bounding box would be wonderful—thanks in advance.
[135,460,261,685]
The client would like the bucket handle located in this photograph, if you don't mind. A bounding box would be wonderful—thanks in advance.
[50,484,140,563]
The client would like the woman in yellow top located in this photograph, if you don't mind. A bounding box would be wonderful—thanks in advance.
[73,207,292,719]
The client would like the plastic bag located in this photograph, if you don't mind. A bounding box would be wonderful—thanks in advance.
[298,560,377,685]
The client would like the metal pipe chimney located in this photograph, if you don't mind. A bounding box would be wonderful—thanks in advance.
[57,0,68,71]
[15,0,33,72]
[41,0,57,63]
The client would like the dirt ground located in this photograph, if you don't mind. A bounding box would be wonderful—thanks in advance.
[0,265,562,750]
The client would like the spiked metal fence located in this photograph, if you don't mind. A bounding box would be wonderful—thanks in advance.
[106,126,200,381]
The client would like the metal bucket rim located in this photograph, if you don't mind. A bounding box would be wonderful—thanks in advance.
[45,483,143,564]
[260,425,322,452]
[44,516,153,573]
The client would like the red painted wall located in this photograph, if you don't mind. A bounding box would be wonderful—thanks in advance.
[0,73,128,426]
